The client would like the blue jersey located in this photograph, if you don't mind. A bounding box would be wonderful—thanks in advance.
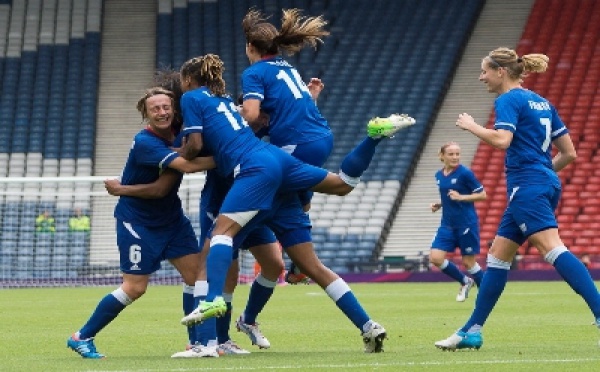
[435,164,483,228]
[241,56,331,148]
[494,88,568,189]
[114,129,183,227]
[181,87,270,178]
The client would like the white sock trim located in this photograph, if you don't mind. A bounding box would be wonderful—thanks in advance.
[362,319,375,333]
[544,246,568,265]
[210,235,233,247]
[194,280,208,297]
[182,284,195,294]
[439,259,449,270]
[222,292,233,303]
[112,287,133,306]
[466,324,482,333]
[467,262,481,275]
[325,277,351,302]
[486,254,511,270]
[255,273,277,288]
[338,170,360,188]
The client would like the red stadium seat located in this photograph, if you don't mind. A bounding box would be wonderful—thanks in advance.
[570,176,587,186]
[585,182,600,192]
[557,214,575,225]
[560,228,577,239]
[583,206,600,217]
[581,229,597,238]
[576,237,593,246]
[561,200,581,209]
[570,246,587,255]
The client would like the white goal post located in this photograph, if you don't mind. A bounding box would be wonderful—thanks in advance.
[0,174,257,288]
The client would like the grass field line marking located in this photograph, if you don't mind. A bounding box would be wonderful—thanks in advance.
[83,357,600,372]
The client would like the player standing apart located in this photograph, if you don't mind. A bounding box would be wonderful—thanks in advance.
[435,47,600,350]
[430,141,486,302]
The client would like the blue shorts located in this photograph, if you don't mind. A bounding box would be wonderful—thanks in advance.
[431,224,480,256]
[218,192,313,251]
[263,193,312,248]
[220,146,328,214]
[288,134,333,167]
[497,183,560,245]
[116,214,200,275]
[288,135,334,206]
[200,208,277,260]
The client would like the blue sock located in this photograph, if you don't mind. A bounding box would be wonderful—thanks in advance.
[217,294,233,344]
[547,247,600,318]
[202,318,217,346]
[325,278,370,330]
[79,288,131,339]
[460,260,510,333]
[194,280,210,346]
[468,262,484,286]
[182,284,195,344]
[206,236,234,301]
[243,274,277,324]
[340,137,381,178]
[440,259,467,284]
[471,270,484,287]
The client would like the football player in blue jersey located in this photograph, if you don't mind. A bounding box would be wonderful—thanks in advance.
[435,47,600,350]
[112,71,339,356]
[112,72,382,354]
[156,69,274,357]
[177,54,411,352]
[66,87,216,359]
[239,8,415,283]
[430,141,486,302]
[239,8,332,181]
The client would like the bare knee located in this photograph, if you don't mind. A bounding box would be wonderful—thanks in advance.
[461,256,477,269]
[297,260,337,288]
[224,259,239,293]
[257,257,284,281]
[121,282,147,300]
[429,250,446,267]
[251,243,285,282]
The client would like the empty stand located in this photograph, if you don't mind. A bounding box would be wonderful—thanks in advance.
[0,0,101,279]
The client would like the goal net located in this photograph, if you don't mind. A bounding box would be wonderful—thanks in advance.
[0,174,257,288]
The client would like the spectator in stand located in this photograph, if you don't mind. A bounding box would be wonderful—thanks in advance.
[69,208,90,232]
[36,210,55,233]
[429,141,486,302]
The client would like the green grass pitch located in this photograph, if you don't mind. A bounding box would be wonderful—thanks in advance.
[2,281,600,371]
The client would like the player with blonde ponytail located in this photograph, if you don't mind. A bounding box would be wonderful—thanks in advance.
[435,47,600,350]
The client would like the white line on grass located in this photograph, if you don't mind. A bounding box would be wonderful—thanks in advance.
[84,357,600,372]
